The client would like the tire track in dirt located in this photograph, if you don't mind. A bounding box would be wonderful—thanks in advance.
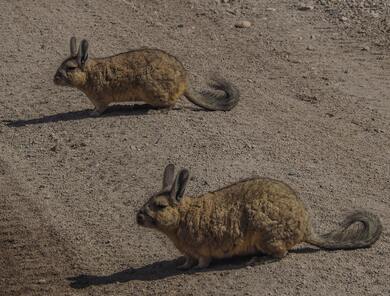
[0,149,76,295]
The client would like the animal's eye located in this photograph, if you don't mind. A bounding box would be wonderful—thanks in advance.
[67,66,77,71]
[155,203,167,210]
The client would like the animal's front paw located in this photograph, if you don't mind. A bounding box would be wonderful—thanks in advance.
[176,256,196,270]
[193,257,211,270]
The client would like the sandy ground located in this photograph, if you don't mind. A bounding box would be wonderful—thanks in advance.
[1,0,389,295]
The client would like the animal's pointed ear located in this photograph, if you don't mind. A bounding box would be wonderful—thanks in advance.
[70,36,77,57]
[162,164,175,190]
[170,169,189,202]
[77,39,89,68]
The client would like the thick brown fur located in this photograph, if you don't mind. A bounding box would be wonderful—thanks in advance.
[137,165,382,270]
[54,37,240,116]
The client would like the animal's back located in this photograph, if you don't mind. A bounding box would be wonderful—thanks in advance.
[101,48,186,74]
[88,48,188,105]
[177,177,310,258]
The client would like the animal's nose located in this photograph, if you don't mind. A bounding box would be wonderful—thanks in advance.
[136,213,144,225]
[53,73,62,82]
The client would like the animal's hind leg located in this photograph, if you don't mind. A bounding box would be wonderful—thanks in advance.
[146,86,182,111]
[148,98,176,109]
[262,239,288,259]
[194,256,211,269]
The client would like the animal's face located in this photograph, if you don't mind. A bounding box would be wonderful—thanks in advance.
[137,192,180,230]
[53,58,87,88]
[137,164,189,232]
[53,37,89,88]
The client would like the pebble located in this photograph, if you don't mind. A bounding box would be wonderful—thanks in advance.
[288,171,299,176]
[235,20,251,28]
[371,12,380,18]
[306,45,315,51]
[266,8,276,11]
[340,16,348,22]
[298,4,314,11]
[361,46,370,51]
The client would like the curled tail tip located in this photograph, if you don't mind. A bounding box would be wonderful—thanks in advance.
[208,75,240,110]
[346,209,382,242]
[185,74,240,111]
[307,210,382,250]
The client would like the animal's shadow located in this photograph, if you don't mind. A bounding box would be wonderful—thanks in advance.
[2,104,200,128]
[67,247,320,289]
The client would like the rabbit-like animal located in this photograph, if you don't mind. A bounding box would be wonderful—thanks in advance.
[137,164,382,269]
[54,37,240,116]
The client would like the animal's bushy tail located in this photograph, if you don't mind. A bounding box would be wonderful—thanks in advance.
[306,210,382,250]
[184,74,240,111]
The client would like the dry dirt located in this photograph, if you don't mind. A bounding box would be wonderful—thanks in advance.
[1,0,389,295]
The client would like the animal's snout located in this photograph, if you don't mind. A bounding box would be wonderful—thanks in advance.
[53,71,65,84]
[53,72,62,83]
[137,212,145,225]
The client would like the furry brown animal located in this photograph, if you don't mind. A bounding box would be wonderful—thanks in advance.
[53,37,240,116]
[137,164,382,269]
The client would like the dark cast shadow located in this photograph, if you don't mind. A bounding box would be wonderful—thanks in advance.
[2,104,185,127]
[67,247,320,289]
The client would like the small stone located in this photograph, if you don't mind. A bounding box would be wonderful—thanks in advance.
[235,20,251,28]
[306,45,315,51]
[266,8,276,11]
[361,46,370,51]
[226,8,236,15]
[37,279,47,284]
[371,12,380,18]
[298,4,314,11]
[340,16,348,22]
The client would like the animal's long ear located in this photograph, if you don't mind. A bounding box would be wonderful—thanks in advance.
[162,164,175,190]
[77,39,89,68]
[70,37,77,57]
[170,169,189,202]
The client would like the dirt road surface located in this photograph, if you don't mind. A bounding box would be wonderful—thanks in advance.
[1,1,389,295]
